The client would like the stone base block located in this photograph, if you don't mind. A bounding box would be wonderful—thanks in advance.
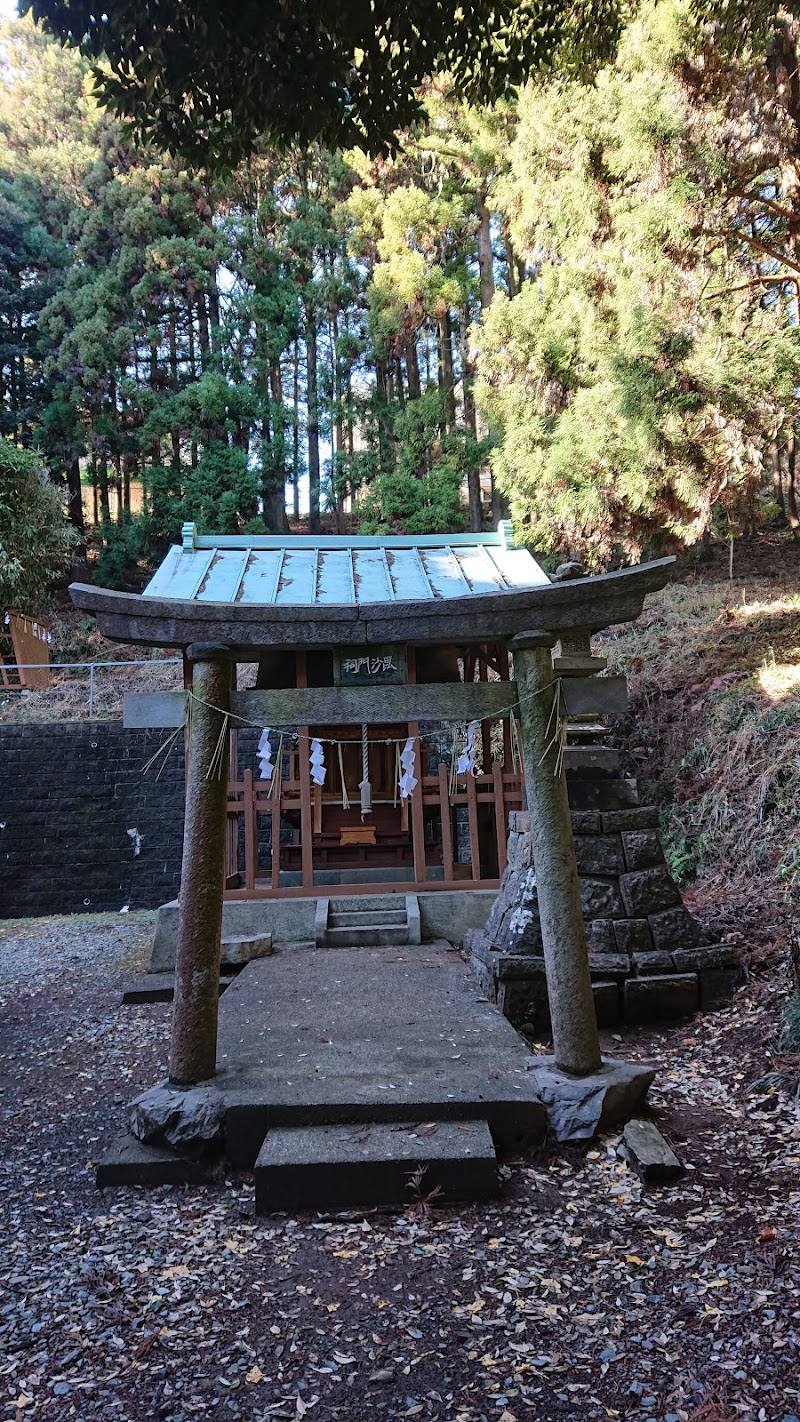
[495,977,550,1033]
[672,943,738,972]
[648,907,702,952]
[129,1082,225,1152]
[96,1135,214,1187]
[632,951,676,976]
[613,919,653,955]
[620,868,681,918]
[588,952,630,980]
[700,967,740,1011]
[220,932,272,967]
[601,808,659,832]
[122,972,233,1005]
[592,981,620,1028]
[528,1056,655,1142]
[568,779,639,811]
[255,1120,499,1213]
[619,1119,684,1182]
[624,973,699,1023]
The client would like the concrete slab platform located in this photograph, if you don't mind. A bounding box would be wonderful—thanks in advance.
[214,942,546,1166]
[96,1135,214,1186]
[255,1119,498,1213]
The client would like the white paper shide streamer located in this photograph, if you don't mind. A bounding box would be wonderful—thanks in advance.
[456,720,480,777]
[309,737,327,786]
[257,727,275,781]
[398,736,417,799]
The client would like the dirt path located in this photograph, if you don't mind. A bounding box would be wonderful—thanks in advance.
[1,913,798,1422]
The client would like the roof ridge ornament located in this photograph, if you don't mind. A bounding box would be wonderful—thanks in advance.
[182,522,198,553]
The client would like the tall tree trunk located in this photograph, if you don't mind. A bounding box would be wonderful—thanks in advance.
[476,192,495,311]
[269,361,289,532]
[375,356,392,471]
[786,423,800,538]
[208,282,222,363]
[394,356,405,408]
[197,294,211,369]
[771,437,786,517]
[66,456,85,540]
[437,313,456,432]
[292,340,301,523]
[168,312,181,472]
[459,310,477,437]
[459,310,482,533]
[305,307,320,532]
[112,452,123,526]
[148,337,162,470]
[331,308,345,529]
[122,454,132,515]
[406,334,421,399]
[188,301,199,466]
[97,444,111,524]
[504,229,521,298]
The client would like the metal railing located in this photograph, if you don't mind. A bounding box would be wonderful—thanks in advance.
[3,659,183,717]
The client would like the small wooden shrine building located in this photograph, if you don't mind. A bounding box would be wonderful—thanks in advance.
[139,521,549,897]
[71,525,673,1087]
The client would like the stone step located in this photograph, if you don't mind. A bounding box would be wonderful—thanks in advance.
[96,1135,214,1186]
[329,908,407,928]
[324,925,410,948]
[329,894,407,913]
[122,972,234,1005]
[254,1119,498,1213]
[220,932,272,967]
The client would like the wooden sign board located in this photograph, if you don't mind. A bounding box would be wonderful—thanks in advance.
[333,645,407,687]
[2,611,51,689]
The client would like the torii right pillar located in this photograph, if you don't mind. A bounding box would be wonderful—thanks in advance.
[510,630,655,1140]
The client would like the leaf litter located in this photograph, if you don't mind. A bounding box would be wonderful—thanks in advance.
[0,913,799,1421]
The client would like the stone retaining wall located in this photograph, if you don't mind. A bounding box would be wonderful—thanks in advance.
[0,722,185,917]
[468,805,738,1029]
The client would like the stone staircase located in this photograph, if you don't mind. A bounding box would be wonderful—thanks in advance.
[315,893,421,949]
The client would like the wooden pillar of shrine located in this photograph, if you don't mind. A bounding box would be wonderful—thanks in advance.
[169,643,231,1086]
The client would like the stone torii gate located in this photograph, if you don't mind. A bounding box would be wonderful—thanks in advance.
[71,529,673,1141]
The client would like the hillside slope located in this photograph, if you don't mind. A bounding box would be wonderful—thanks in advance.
[602,535,800,967]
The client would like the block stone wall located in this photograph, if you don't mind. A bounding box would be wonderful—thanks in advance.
[0,721,185,917]
[468,801,739,1028]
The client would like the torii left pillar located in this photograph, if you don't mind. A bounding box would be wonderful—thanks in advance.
[170,643,231,1085]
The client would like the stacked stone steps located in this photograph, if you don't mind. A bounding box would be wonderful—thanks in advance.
[254,1119,498,1214]
[317,893,421,948]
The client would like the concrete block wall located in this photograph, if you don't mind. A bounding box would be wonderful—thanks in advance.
[0,722,185,917]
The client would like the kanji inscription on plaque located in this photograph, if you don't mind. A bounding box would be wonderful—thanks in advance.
[333,645,407,686]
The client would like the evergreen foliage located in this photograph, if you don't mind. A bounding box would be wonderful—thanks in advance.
[23,0,626,163]
[0,437,76,610]
[477,2,800,564]
[1,3,800,585]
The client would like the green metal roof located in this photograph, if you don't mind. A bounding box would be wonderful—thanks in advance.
[143,523,551,607]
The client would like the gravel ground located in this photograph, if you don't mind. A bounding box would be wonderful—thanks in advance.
[1,914,799,1422]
